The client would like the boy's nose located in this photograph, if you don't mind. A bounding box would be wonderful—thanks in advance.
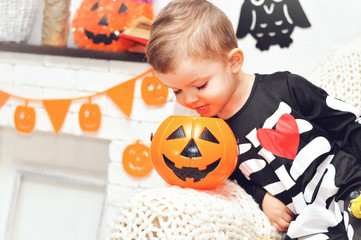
[184,93,198,106]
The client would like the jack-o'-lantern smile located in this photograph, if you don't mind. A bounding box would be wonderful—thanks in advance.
[84,29,122,45]
[163,155,220,182]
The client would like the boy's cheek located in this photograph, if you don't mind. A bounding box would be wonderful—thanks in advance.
[174,96,188,108]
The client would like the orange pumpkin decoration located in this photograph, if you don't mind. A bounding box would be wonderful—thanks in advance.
[122,140,153,177]
[79,101,101,132]
[72,0,154,52]
[151,116,238,189]
[14,103,36,134]
[141,75,169,106]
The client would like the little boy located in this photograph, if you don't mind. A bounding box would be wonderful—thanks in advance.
[146,0,361,239]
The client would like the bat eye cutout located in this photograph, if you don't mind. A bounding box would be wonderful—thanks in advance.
[200,127,219,144]
[166,126,185,140]
[251,0,265,6]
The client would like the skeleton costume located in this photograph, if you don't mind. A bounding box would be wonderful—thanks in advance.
[227,72,361,239]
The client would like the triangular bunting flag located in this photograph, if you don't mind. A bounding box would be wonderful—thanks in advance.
[43,99,72,134]
[0,90,10,109]
[107,79,136,118]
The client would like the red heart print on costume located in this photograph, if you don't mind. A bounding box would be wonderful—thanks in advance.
[257,114,300,159]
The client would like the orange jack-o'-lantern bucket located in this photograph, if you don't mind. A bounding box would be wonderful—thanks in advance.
[151,115,238,189]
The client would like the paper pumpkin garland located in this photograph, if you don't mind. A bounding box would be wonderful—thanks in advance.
[122,140,153,177]
[0,69,164,135]
[79,99,101,132]
[141,75,168,106]
[14,101,36,134]
[150,116,238,189]
[72,0,154,51]
[0,91,9,108]
[43,99,72,134]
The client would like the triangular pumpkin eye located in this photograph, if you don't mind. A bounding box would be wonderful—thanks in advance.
[166,126,185,140]
[118,3,128,13]
[98,15,108,26]
[91,1,99,11]
[200,127,219,143]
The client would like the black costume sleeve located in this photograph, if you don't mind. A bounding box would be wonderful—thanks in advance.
[287,73,361,158]
[229,169,267,209]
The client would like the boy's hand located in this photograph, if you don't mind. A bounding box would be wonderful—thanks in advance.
[262,192,294,232]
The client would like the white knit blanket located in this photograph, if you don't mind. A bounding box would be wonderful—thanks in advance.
[108,180,283,240]
[309,37,361,109]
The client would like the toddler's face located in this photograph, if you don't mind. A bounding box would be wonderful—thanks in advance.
[155,58,238,118]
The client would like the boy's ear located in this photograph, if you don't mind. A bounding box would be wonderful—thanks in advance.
[227,48,244,73]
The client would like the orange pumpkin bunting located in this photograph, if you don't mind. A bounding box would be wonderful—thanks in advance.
[72,0,154,51]
[79,102,101,132]
[141,75,169,106]
[151,116,238,189]
[14,104,36,134]
[122,140,153,177]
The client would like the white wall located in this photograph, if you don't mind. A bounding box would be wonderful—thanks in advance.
[155,0,361,77]
[0,0,360,238]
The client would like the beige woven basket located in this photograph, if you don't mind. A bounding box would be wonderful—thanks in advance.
[0,0,41,42]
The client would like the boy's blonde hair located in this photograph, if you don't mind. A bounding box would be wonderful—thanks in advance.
[146,0,238,74]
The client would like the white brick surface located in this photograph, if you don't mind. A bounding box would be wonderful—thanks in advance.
[108,140,130,163]
[108,60,150,75]
[0,63,13,83]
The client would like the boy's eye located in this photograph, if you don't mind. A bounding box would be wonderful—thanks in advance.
[196,82,208,90]
[174,89,182,95]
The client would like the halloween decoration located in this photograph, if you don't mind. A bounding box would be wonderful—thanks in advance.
[122,140,153,177]
[151,116,238,189]
[0,69,154,135]
[0,91,9,109]
[72,0,154,52]
[236,0,311,51]
[14,102,36,134]
[141,75,168,106]
[78,100,101,132]
[43,99,72,134]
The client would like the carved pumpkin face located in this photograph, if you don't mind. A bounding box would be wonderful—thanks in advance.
[79,102,101,132]
[151,116,238,189]
[122,140,153,177]
[14,105,36,134]
[72,0,154,51]
[141,76,168,106]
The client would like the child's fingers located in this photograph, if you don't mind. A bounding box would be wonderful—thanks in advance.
[282,210,294,223]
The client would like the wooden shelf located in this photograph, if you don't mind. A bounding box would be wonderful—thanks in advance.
[0,42,147,62]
